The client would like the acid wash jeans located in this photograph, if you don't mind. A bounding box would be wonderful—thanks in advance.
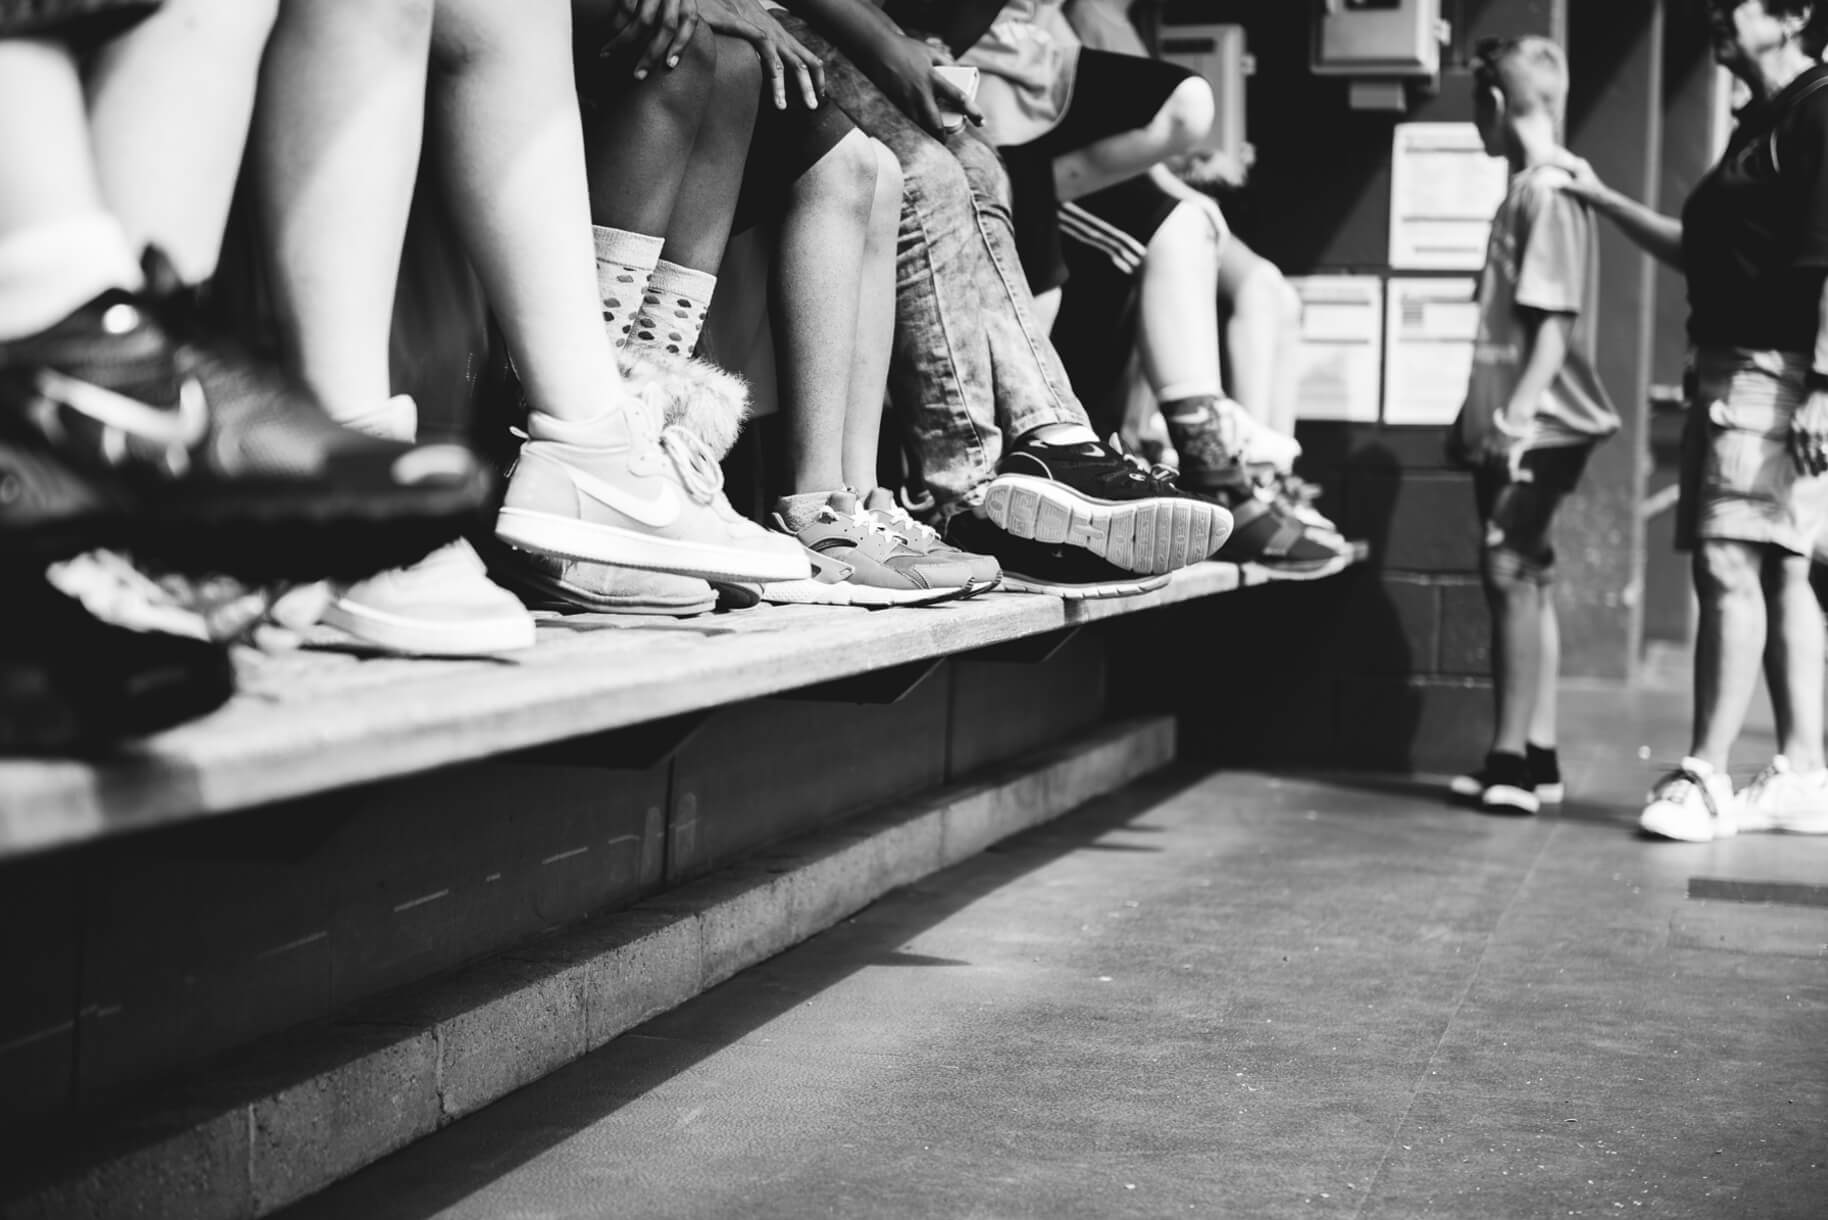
[781,19,1092,513]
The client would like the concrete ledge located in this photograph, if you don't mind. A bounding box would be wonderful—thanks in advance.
[2,717,1175,1220]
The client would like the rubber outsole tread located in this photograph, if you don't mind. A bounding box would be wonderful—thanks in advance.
[980,477,1228,576]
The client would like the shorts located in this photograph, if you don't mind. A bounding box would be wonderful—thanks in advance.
[0,0,157,44]
[1472,444,1594,584]
[998,49,1193,293]
[1049,174,1184,433]
[732,13,858,233]
[1677,346,1828,556]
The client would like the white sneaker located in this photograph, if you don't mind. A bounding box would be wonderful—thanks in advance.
[1736,756,1828,834]
[324,540,536,656]
[496,412,809,584]
[1638,758,1737,842]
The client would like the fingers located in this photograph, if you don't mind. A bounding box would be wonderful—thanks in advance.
[931,77,984,128]
[761,44,788,110]
[658,1,698,75]
[779,33,824,106]
[632,0,680,79]
[793,58,819,109]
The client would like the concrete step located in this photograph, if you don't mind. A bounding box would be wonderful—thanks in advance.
[4,717,1176,1220]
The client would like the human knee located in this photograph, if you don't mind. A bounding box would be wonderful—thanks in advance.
[903,134,976,216]
[1156,76,1215,155]
[710,31,764,104]
[870,138,904,208]
[1693,541,1762,599]
[801,129,879,220]
[1482,537,1550,593]
[1146,200,1222,268]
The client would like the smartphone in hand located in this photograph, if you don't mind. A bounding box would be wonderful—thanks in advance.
[931,64,980,133]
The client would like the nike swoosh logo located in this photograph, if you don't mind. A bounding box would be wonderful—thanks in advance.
[34,367,209,450]
[565,464,683,528]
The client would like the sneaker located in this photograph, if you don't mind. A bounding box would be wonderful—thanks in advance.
[763,490,975,607]
[1,573,235,754]
[1735,756,1828,834]
[321,540,536,656]
[1639,758,1737,842]
[1459,751,1541,815]
[945,512,1172,599]
[1216,496,1349,578]
[981,435,1231,575]
[861,486,1001,590]
[0,257,493,582]
[1450,744,1565,804]
[495,415,809,585]
[493,550,717,617]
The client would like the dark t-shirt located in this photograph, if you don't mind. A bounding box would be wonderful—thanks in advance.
[1682,64,1828,352]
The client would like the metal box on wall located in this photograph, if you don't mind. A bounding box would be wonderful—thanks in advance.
[1312,0,1443,77]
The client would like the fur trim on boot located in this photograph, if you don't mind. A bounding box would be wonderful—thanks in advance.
[616,346,751,459]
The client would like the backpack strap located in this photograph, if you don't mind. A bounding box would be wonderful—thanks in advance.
[1769,72,1828,174]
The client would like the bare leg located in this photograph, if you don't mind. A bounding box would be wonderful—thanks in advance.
[1217,241,1303,437]
[1136,200,1225,400]
[255,0,431,419]
[1690,540,1769,771]
[429,0,625,422]
[1484,555,1543,757]
[1527,591,1561,748]
[0,40,102,236]
[841,138,903,492]
[87,0,279,284]
[1763,551,1826,769]
[1050,77,1212,203]
[663,36,761,273]
[1030,286,1062,337]
[774,130,879,494]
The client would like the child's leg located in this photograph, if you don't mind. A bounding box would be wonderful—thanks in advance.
[1216,238,1304,438]
[1527,591,1561,749]
[86,0,278,285]
[1690,540,1768,771]
[841,138,903,493]
[1483,552,1543,757]
[428,0,628,422]
[774,129,881,499]
[661,38,760,276]
[0,37,141,338]
[254,0,432,420]
[1135,201,1225,403]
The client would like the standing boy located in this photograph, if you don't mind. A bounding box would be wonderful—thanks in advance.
[1448,36,1619,815]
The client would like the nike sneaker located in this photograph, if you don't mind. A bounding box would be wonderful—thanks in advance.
[491,549,718,617]
[861,486,1000,591]
[945,513,1172,600]
[323,540,537,656]
[980,434,1231,576]
[0,257,492,580]
[761,490,975,607]
[495,412,809,584]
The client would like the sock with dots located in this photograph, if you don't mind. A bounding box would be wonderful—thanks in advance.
[632,259,716,356]
[593,226,664,350]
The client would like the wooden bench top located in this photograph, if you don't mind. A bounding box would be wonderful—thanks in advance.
[0,560,1293,860]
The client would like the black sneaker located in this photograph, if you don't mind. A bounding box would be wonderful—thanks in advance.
[945,512,1171,599]
[1448,750,1541,815]
[0,251,492,581]
[0,572,235,754]
[1450,745,1566,805]
[981,434,1231,576]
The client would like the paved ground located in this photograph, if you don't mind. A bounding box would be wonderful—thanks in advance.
[285,680,1828,1219]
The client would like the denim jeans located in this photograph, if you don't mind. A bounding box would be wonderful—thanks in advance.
[780,20,1090,510]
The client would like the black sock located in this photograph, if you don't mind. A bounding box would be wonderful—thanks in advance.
[1526,743,1560,785]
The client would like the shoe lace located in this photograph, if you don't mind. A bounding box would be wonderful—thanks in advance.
[875,500,941,546]
[1111,443,1181,491]
[657,425,724,502]
[1653,767,1720,817]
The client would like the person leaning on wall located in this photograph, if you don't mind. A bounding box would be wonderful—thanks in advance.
[1556,0,1828,841]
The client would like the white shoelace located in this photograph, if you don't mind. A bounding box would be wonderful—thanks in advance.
[657,425,724,502]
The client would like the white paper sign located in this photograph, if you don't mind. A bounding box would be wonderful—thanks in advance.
[1382,277,1479,426]
[1289,276,1384,423]
[1388,123,1509,270]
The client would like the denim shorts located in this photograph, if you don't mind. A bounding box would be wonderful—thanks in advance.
[1472,444,1594,585]
[1677,347,1828,557]
[0,0,159,43]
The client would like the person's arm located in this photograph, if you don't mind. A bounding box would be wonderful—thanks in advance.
[1546,150,1684,270]
[783,0,983,135]
[1487,308,1573,466]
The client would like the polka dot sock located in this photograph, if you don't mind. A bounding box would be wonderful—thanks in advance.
[633,260,716,357]
[592,226,664,350]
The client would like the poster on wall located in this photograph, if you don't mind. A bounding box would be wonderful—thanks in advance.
[1383,276,1479,426]
[1288,276,1384,423]
[1387,122,1509,270]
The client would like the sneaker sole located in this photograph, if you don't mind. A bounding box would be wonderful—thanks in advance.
[1638,805,1729,842]
[1480,784,1541,816]
[981,476,1230,576]
[493,569,716,618]
[1452,776,1563,802]
[1242,554,1352,582]
[321,598,537,657]
[1000,572,1172,600]
[497,508,810,584]
[759,580,971,608]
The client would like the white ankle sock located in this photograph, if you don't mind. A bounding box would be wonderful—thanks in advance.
[593,226,664,350]
[526,404,633,447]
[632,260,716,356]
[0,214,142,341]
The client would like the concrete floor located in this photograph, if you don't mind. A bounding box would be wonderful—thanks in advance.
[284,681,1828,1219]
